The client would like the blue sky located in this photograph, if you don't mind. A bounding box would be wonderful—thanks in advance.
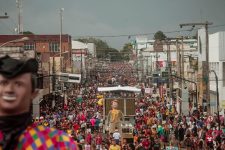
[0,0,225,49]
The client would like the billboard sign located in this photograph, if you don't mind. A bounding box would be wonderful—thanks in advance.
[59,73,81,83]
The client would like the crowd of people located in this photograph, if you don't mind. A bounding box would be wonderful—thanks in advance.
[1,51,224,150]
[36,62,225,150]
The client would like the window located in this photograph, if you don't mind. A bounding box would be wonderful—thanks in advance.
[24,43,35,50]
[49,42,59,52]
[199,37,202,54]
[223,62,225,87]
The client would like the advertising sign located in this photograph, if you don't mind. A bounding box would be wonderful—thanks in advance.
[221,100,225,109]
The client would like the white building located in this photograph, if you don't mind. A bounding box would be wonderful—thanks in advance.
[209,32,225,115]
[71,40,96,79]
[134,37,197,78]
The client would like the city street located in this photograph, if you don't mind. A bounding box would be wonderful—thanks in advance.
[0,0,225,149]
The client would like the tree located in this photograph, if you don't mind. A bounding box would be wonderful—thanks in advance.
[21,31,34,35]
[108,48,122,62]
[77,38,120,60]
[121,43,133,61]
[154,31,166,40]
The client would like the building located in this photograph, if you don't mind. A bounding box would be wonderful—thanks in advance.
[71,40,96,82]
[208,31,225,115]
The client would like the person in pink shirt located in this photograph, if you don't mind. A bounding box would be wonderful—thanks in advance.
[90,117,96,133]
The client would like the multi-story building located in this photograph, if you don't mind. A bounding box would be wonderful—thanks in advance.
[208,32,225,115]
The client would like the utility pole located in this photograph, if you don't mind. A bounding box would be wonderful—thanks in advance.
[144,56,151,75]
[176,38,182,113]
[16,0,23,34]
[140,50,144,82]
[59,8,64,107]
[181,37,184,113]
[164,39,173,104]
[59,8,64,72]
[52,55,56,108]
[81,49,83,84]
[150,55,153,75]
[210,70,220,132]
[164,37,184,113]
[180,21,212,113]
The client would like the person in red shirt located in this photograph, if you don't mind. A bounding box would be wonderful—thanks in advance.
[73,122,80,133]
[85,131,92,145]
[95,132,102,150]
[142,137,150,149]
[206,130,214,149]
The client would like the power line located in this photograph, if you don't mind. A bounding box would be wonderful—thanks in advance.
[72,24,225,39]
[72,29,190,38]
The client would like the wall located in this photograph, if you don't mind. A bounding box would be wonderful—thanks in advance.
[209,31,225,115]
[219,32,225,61]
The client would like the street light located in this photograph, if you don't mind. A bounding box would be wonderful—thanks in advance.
[210,70,220,131]
[59,8,64,72]
[0,37,29,48]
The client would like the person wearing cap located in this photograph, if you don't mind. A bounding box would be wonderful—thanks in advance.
[0,55,78,149]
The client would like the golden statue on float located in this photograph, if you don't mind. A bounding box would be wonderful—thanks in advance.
[107,99,124,134]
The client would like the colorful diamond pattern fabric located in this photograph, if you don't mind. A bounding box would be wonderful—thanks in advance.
[14,124,77,150]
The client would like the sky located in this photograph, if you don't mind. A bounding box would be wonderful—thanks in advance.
[0,0,225,49]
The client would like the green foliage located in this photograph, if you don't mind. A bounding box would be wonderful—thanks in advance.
[154,30,167,40]
[21,31,34,35]
[121,43,133,61]
[108,48,122,62]
[122,43,133,51]
[77,38,121,61]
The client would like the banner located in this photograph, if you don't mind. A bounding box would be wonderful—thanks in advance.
[221,100,225,109]
[145,88,152,94]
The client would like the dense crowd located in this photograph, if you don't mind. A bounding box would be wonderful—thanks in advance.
[37,62,225,150]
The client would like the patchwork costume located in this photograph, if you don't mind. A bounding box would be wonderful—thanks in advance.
[16,124,77,149]
[0,113,77,150]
